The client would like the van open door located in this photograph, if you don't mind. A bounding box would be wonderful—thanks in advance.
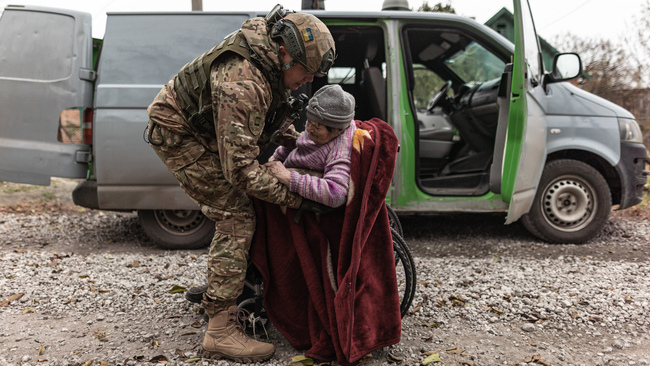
[494,0,547,224]
[0,5,94,185]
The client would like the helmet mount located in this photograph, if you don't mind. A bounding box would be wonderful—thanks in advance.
[266,4,336,77]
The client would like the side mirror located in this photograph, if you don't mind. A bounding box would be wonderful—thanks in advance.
[549,52,582,82]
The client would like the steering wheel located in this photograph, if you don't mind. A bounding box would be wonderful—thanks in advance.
[427,80,452,113]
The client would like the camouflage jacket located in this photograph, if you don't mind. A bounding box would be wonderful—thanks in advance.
[173,18,302,209]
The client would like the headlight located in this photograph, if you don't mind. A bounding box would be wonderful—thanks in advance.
[618,118,643,143]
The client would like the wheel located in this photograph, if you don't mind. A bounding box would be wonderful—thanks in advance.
[387,204,403,238]
[521,159,611,244]
[392,227,416,318]
[137,209,215,250]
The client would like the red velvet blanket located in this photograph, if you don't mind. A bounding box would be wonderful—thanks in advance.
[250,118,401,365]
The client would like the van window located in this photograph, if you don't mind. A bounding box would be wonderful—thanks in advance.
[328,67,356,84]
[444,42,505,86]
[0,11,74,80]
[403,27,506,87]
[413,64,447,110]
[99,14,248,86]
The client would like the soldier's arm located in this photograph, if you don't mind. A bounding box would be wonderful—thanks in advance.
[212,57,302,209]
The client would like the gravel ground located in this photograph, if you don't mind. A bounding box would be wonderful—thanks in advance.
[1,180,649,366]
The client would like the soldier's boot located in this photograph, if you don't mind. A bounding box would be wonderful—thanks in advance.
[201,299,275,363]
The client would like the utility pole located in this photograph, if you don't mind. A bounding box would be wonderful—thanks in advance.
[192,0,203,11]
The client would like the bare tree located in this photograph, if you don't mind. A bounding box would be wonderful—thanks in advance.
[415,1,455,13]
[623,0,650,88]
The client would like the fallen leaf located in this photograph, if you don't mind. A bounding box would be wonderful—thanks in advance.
[569,293,578,297]
[523,354,552,366]
[422,352,443,365]
[387,352,404,363]
[625,295,632,303]
[191,321,202,328]
[37,359,48,362]
[424,322,442,328]
[445,346,465,355]
[180,331,197,336]
[64,296,75,305]
[0,293,25,306]
[38,344,45,355]
[99,361,108,366]
[169,285,187,294]
[151,339,160,346]
[357,353,373,364]
[184,358,201,363]
[175,349,186,358]
[148,355,168,363]
[589,316,603,322]
[126,260,140,268]
[291,355,314,365]
[449,295,467,307]
[22,307,36,314]
[571,313,580,319]
[81,361,93,366]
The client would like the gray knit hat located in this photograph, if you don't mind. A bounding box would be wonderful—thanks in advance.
[305,84,355,130]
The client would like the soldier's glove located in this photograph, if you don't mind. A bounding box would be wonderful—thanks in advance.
[294,198,337,223]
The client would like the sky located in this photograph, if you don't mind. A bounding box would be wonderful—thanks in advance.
[0,0,647,43]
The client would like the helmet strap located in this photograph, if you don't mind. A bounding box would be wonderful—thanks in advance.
[282,60,296,71]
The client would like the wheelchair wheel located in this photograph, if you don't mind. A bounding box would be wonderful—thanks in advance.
[387,204,403,238]
[392,227,416,318]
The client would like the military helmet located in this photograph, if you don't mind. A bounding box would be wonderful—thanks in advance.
[269,10,336,77]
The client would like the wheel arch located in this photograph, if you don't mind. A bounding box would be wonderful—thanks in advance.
[546,149,621,206]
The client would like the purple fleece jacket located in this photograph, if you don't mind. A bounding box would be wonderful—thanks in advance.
[271,120,357,207]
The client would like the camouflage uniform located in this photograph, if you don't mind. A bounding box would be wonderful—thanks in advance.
[147,18,302,315]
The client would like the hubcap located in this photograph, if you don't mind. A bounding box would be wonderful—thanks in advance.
[541,176,596,233]
[154,210,206,236]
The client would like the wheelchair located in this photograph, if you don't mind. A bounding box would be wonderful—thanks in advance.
[186,205,416,334]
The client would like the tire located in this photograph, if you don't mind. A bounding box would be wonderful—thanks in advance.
[387,204,404,238]
[521,159,611,244]
[392,227,416,318]
[137,209,215,250]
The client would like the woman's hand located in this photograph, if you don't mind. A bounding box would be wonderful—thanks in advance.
[264,160,291,185]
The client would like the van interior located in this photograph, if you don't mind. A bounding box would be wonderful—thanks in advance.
[295,24,510,197]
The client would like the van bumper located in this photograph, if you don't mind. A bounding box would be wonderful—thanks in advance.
[616,142,649,209]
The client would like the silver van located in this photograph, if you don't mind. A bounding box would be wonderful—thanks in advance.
[0,2,646,248]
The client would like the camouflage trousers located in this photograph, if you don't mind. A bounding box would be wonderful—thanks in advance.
[147,82,254,316]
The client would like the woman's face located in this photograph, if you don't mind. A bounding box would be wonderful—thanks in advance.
[306,119,343,145]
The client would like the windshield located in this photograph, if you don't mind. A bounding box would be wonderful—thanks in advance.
[444,41,506,86]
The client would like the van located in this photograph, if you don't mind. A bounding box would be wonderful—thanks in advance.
[0,2,647,249]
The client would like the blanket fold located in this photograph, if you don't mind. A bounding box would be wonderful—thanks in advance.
[250,118,401,365]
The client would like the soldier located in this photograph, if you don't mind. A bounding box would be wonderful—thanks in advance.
[146,4,335,362]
